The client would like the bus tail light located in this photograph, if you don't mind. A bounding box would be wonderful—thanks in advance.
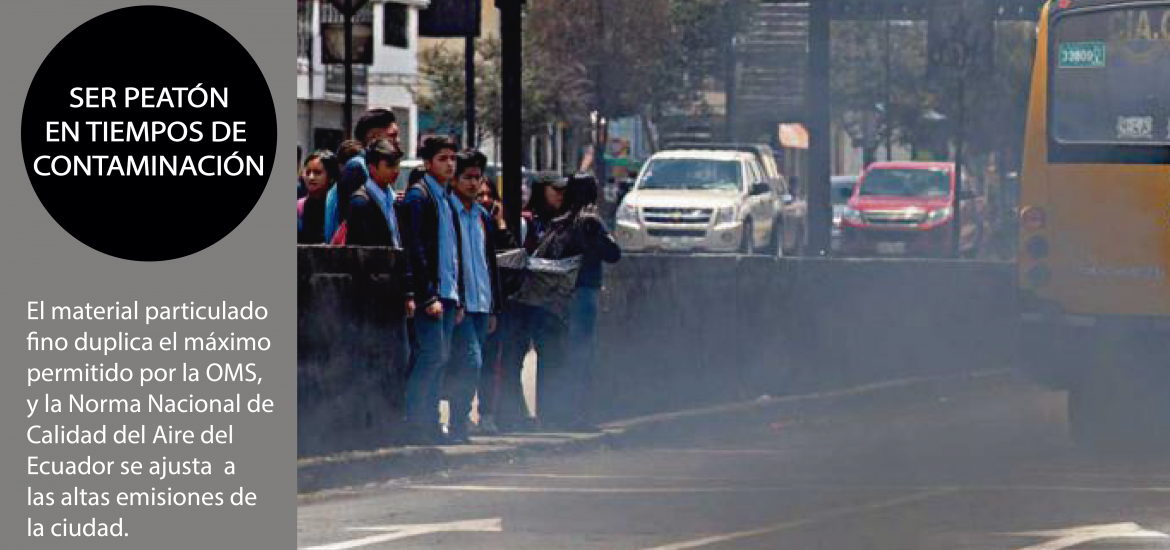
[1020,206,1046,232]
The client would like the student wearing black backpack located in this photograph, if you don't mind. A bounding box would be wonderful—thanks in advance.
[442,150,504,443]
[400,136,463,444]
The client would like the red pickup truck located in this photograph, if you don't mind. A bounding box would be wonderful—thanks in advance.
[840,161,984,257]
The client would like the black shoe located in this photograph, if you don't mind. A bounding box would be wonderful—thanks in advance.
[496,416,537,433]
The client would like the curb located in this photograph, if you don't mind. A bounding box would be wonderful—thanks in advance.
[297,369,1015,495]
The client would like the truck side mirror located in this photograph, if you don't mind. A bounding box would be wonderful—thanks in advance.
[751,182,771,196]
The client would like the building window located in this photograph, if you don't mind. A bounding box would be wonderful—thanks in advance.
[384,4,408,48]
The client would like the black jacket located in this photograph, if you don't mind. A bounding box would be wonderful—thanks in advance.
[344,185,413,299]
[347,186,399,247]
[401,178,465,307]
[532,207,621,289]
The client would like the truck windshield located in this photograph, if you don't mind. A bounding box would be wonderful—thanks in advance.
[638,159,742,192]
[860,168,950,198]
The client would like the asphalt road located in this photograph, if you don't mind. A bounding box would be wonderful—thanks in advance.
[298,377,1170,550]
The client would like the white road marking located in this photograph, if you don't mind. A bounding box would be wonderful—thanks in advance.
[411,481,1170,496]
[989,484,1170,494]
[300,518,502,550]
[406,484,783,494]
[1007,522,1168,550]
[638,448,792,456]
[474,473,716,481]
[626,489,953,550]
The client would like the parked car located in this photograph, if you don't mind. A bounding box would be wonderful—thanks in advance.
[665,142,806,255]
[614,149,781,255]
[831,174,859,252]
[840,162,984,257]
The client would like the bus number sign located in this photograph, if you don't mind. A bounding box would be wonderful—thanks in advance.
[1059,42,1107,68]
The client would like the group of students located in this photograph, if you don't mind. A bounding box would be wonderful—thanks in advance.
[297,109,621,444]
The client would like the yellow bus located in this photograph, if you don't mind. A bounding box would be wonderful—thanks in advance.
[1019,0,1170,445]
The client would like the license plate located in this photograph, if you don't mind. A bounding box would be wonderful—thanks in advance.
[876,242,907,255]
[662,237,687,249]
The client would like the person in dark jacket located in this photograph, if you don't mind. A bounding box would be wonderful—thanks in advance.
[298,150,339,244]
[525,174,620,430]
[345,139,406,250]
[443,150,505,442]
[326,109,400,243]
[560,173,621,430]
[400,136,463,444]
[343,139,415,427]
[472,178,525,434]
[497,176,574,431]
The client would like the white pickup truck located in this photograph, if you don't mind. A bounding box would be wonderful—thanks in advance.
[613,149,783,255]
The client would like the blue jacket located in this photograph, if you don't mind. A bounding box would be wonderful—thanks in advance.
[401,178,464,307]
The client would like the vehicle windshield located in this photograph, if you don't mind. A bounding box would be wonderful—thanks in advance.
[1051,4,1170,145]
[860,168,950,198]
[831,180,855,205]
[638,158,743,192]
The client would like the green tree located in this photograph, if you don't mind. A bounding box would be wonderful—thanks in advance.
[414,37,584,147]
[831,20,930,161]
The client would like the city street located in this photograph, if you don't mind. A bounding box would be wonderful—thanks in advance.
[297,376,1170,550]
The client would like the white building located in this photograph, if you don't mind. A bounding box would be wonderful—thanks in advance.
[297,0,427,160]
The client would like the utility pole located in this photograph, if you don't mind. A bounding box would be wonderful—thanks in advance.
[724,0,738,141]
[330,0,370,138]
[465,34,477,149]
[343,3,353,137]
[497,0,525,234]
[806,0,831,255]
[594,0,608,192]
[884,18,892,161]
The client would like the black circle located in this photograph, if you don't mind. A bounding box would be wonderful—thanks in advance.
[21,6,276,262]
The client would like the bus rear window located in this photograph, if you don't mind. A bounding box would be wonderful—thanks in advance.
[1051,4,1170,146]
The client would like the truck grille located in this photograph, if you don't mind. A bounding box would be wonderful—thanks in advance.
[863,209,926,226]
[642,207,713,225]
[648,228,707,238]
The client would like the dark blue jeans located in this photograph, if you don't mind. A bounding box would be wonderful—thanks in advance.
[445,312,491,431]
[565,286,600,423]
[405,299,458,428]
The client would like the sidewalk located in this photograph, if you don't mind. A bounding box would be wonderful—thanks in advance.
[297,369,1014,495]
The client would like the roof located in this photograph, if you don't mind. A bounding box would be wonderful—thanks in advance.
[651,150,754,161]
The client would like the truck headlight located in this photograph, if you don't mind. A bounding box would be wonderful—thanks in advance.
[617,201,638,224]
[715,206,737,225]
[925,206,953,224]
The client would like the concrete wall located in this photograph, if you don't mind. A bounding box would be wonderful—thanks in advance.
[298,245,409,457]
[298,245,1019,455]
